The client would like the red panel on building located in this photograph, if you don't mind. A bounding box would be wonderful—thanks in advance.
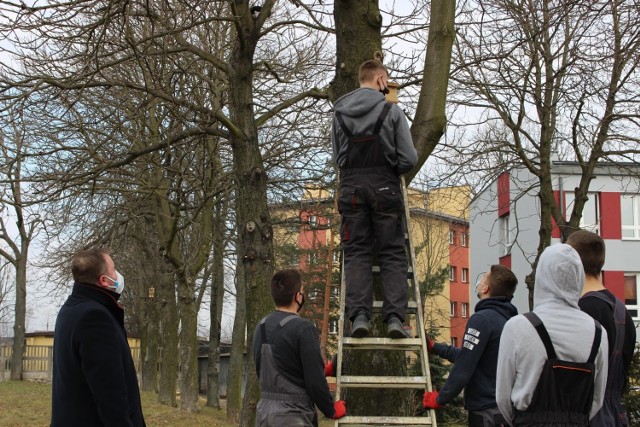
[551,190,561,239]
[497,172,510,217]
[499,254,511,269]
[600,192,622,239]
[602,271,625,300]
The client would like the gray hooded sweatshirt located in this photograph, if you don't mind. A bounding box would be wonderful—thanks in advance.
[331,88,417,174]
[496,243,608,425]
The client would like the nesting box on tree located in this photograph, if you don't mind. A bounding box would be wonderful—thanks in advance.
[385,81,400,104]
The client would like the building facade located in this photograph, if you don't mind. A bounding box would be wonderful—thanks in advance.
[470,161,640,338]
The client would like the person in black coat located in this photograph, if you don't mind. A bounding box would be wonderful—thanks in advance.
[51,247,145,427]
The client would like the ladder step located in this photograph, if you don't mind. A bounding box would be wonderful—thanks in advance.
[338,415,433,425]
[371,265,414,279]
[342,337,422,351]
[372,300,418,313]
[340,375,427,388]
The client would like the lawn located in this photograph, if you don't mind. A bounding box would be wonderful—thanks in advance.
[0,380,356,426]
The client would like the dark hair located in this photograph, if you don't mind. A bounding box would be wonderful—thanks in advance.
[271,269,302,307]
[71,247,110,284]
[488,264,518,297]
[566,230,605,277]
[358,59,388,84]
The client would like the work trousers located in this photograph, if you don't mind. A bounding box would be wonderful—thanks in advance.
[338,167,408,322]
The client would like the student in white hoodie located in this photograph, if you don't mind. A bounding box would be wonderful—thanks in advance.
[495,243,608,426]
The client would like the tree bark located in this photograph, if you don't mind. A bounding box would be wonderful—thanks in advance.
[406,0,456,184]
[10,253,27,380]
[157,268,179,407]
[177,271,200,412]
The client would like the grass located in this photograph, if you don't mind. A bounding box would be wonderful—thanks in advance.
[0,380,235,426]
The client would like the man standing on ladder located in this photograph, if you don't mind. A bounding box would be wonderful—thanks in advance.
[332,59,418,338]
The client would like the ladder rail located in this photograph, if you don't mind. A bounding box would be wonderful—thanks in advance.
[401,176,438,425]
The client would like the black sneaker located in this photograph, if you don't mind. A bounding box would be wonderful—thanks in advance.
[350,313,370,338]
[387,316,408,339]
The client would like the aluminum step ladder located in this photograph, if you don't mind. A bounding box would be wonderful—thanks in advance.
[334,177,437,426]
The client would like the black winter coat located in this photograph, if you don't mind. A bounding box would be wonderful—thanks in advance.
[51,282,145,427]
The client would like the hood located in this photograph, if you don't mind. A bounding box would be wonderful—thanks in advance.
[334,88,386,118]
[533,243,584,310]
[475,296,518,320]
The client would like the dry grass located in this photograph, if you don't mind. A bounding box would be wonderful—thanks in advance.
[0,380,343,426]
[0,380,234,426]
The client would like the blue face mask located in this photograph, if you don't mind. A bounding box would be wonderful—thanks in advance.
[105,271,125,294]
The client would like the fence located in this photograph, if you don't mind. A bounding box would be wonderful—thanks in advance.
[0,344,140,382]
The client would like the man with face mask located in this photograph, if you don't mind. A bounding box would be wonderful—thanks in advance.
[332,59,418,339]
[253,269,346,426]
[51,247,145,427]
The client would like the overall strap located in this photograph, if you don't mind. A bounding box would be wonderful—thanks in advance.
[523,312,557,359]
[372,102,393,135]
[335,102,392,138]
[587,321,602,364]
[334,112,352,137]
[259,317,268,343]
[612,298,627,354]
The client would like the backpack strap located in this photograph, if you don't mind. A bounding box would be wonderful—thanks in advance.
[373,102,393,135]
[523,312,557,359]
[582,291,626,354]
[587,321,602,364]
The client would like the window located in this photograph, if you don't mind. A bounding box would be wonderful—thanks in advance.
[449,229,455,245]
[462,268,469,283]
[332,250,340,265]
[461,232,468,247]
[625,273,639,319]
[500,215,511,255]
[622,195,640,239]
[331,286,340,300]
[449,266,457,281]
[451,337,458,347]
[450,302,456,317]
[462,303,469,318]
[309,215,318,228]
[329,319,338,335]
[565,192,600,234]
[308,290,319,301]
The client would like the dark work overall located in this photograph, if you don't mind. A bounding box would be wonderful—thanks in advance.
[582,292,629,427]
[514,312,602,427]
[255,316,316,427]
[335,102,408,323]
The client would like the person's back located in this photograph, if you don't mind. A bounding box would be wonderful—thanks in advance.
[252,269,345,426]
[567,229,636,427]
[496,244,608,426]
[331,59,417,338]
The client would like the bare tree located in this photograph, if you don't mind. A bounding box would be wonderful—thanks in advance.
[0,109,43,380]
[450,0,640,303]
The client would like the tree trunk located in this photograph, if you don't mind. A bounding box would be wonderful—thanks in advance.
[158,268,179,406]
[226,262,246,423]
[207,202,226,408]
[406,0,456,184]
[330,0,384,102]
[141,274,159,392]
[177,271,199,412]
[10,253,27,380]
[223,3,277,426]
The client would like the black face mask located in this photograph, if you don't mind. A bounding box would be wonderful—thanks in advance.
[378,77,390,95]
[296,292,305,313]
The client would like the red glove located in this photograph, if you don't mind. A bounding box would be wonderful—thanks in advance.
[423,390,442,409]
[324,354,337,376]
[427,335,435,352]
[324,360,334,377]
[332,400,347,419]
